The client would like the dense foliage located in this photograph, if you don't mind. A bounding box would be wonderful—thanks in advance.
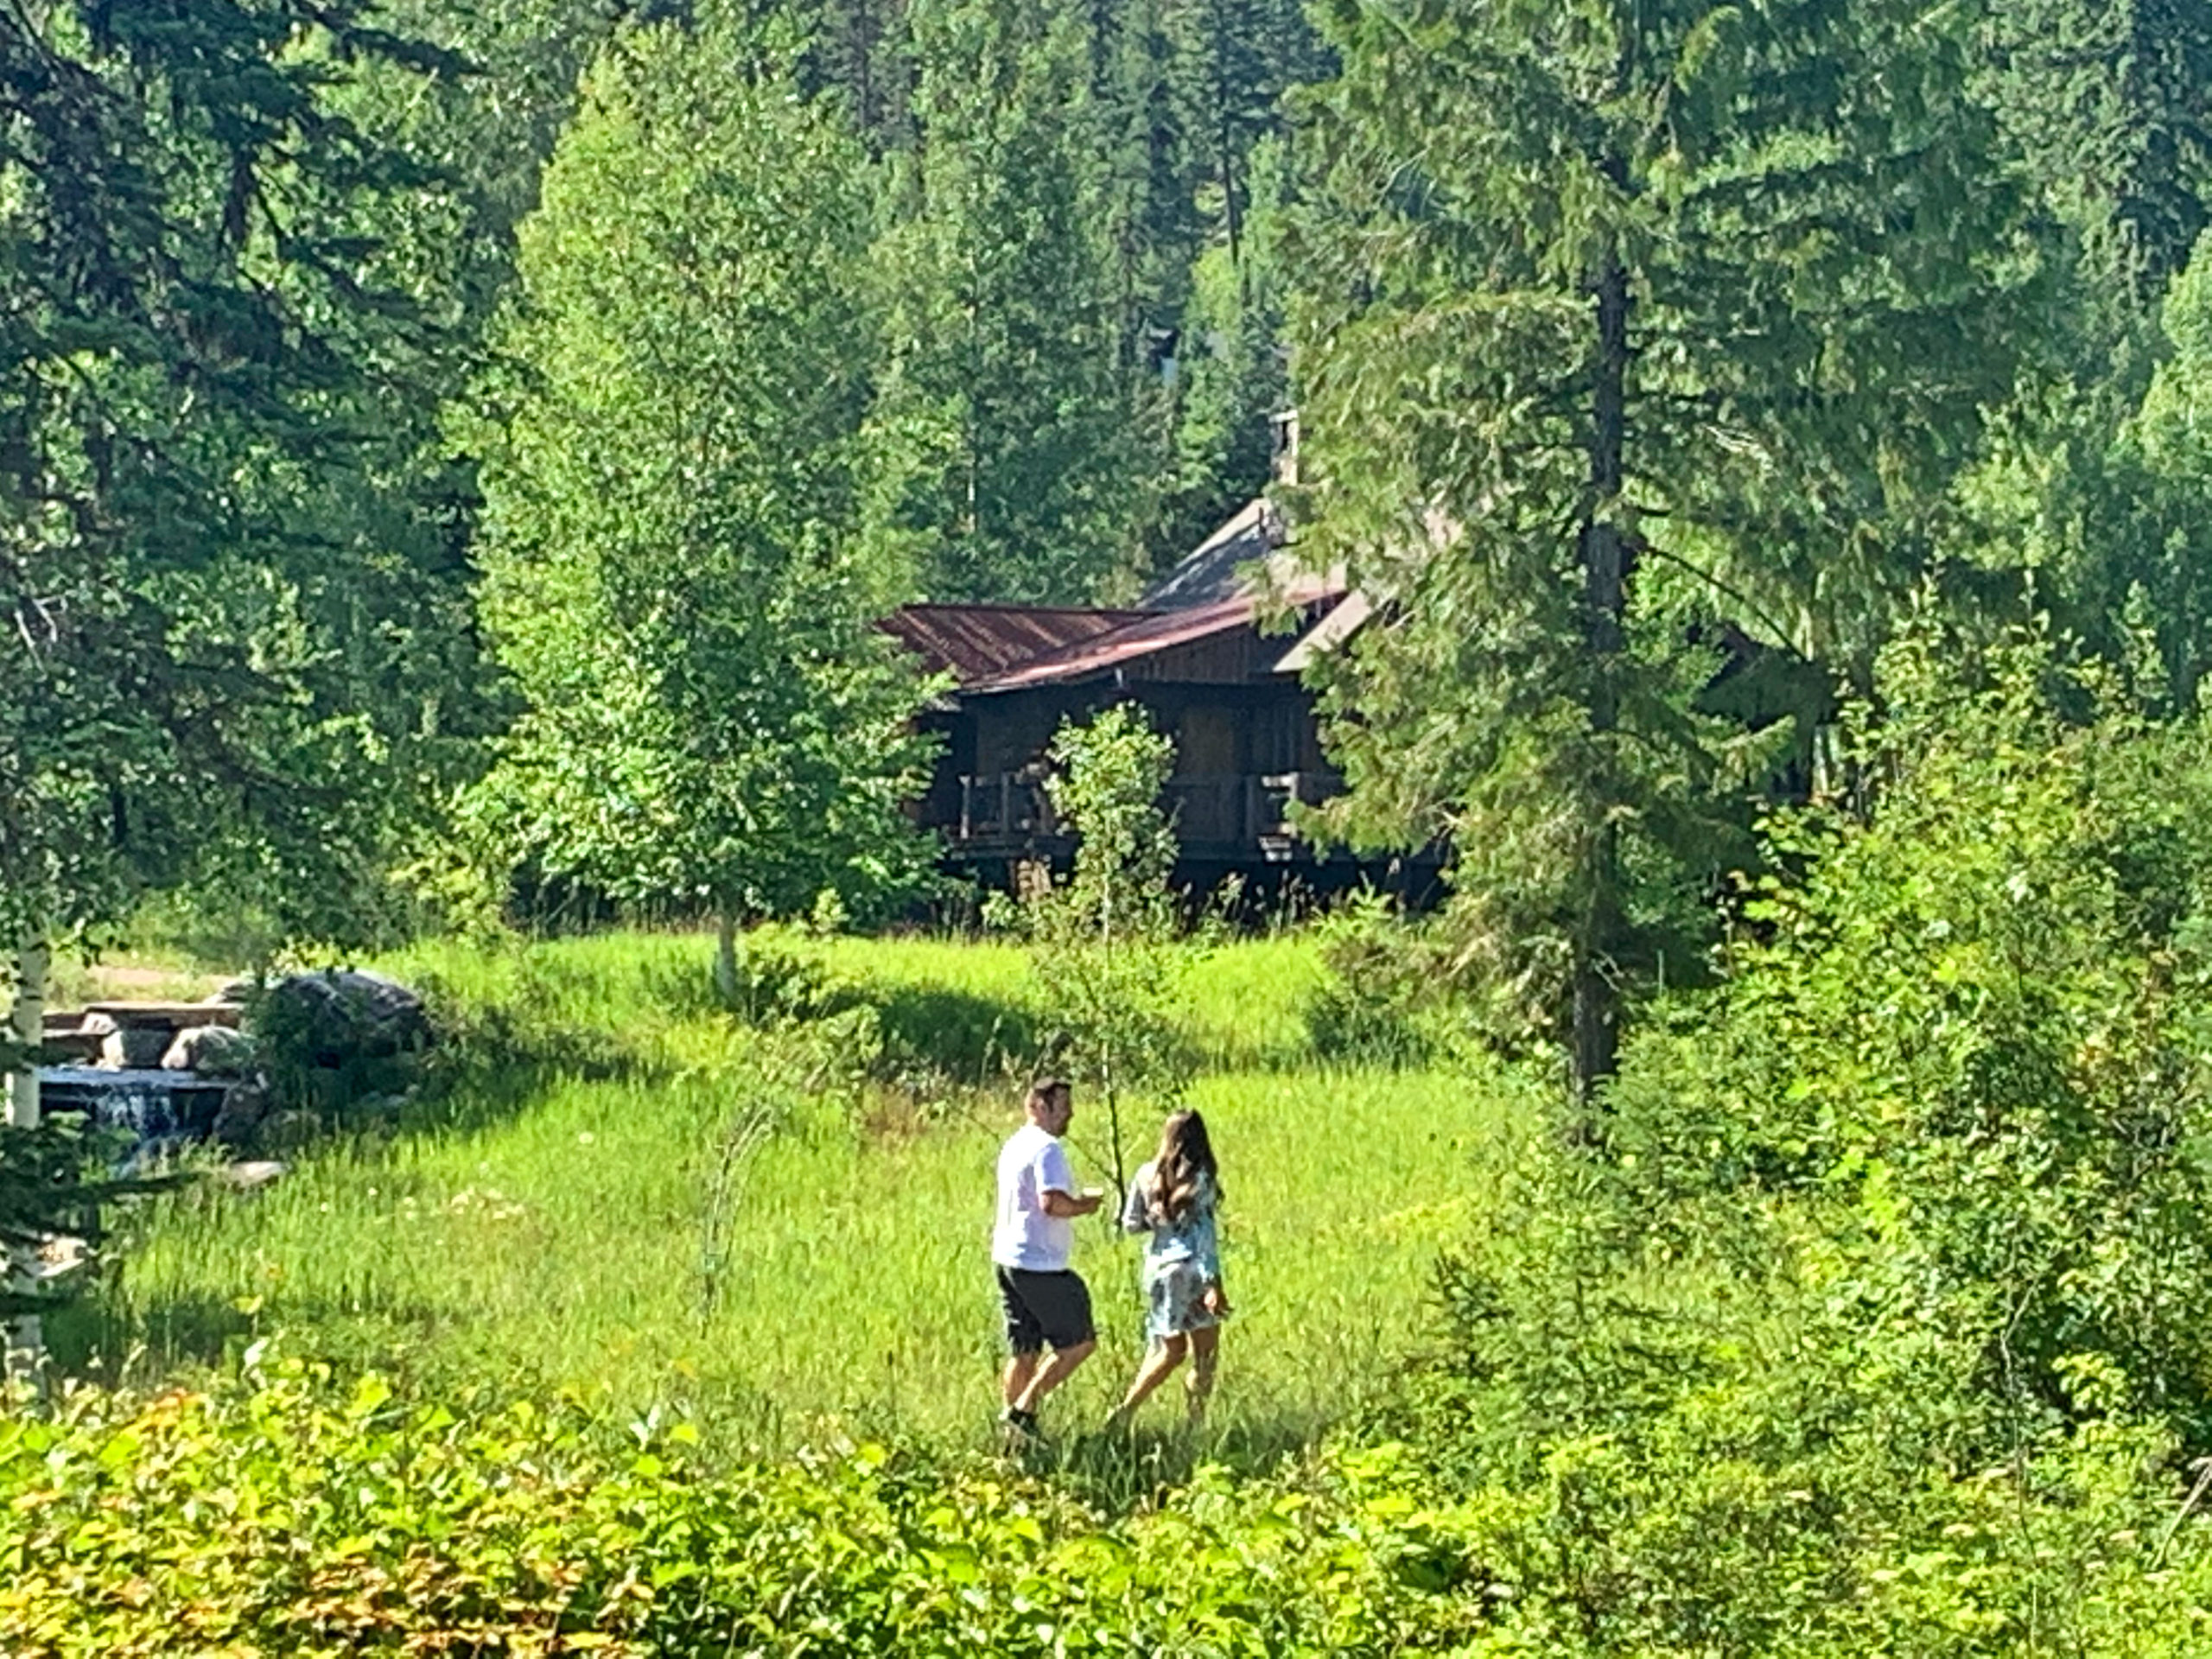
[1288,0,2035,1094]
[0,1364,1493,1656]
[15,2,2212,1654]
[1376,632,2212,1650]
[1607,635,2212,1438]
[0,0,490,952]
[459,24,934,944]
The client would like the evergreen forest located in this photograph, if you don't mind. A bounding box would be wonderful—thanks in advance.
[9,0,2212,1652]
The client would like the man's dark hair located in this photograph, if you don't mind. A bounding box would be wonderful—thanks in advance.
[1026,1077,1071,1113]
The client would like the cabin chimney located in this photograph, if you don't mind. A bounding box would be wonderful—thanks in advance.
[1270,408,1300,487]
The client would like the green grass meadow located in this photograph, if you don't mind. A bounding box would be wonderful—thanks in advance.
[60,931,1525,1462]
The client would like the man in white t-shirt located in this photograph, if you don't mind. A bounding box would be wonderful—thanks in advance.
[992,1077,1103,1439]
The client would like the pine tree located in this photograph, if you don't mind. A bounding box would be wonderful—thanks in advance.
[1164,131,1294,550]
[861,0,1143,601]
[852,0,1327,600]
[801,0,918,151]
[1972,230,2212,714]
[1147,0,1331,550]
[1956,0,2212,703]
[1289,0,2034,1103]
[1166,0,1332,276]
[0,0,491,957]
[1981,0,2212,337]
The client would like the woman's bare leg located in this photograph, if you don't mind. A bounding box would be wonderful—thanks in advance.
[1109,1334,1188,1425]
[1184,1325,1220,1424]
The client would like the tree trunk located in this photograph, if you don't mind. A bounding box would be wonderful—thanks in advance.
[7,932,49,1387]
[714,911,741,1009]
[6,934,45,1130]
[1572,242,1632,1112]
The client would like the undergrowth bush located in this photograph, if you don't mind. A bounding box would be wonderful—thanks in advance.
[1369,632,2212,1653]
[1611,635,2212,1440]
[1384,1127,2212,1656]
[0,1362,1494,1657]
[1305,891,1448,1065]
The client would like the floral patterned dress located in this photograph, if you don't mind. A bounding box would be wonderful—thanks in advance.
[1119,1162,1224,1341]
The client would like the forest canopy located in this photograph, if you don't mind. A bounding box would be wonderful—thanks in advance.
[0,0,2208,1066]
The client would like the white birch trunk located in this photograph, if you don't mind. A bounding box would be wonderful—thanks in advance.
[6,932,49,1389]
[6,934,44,1129]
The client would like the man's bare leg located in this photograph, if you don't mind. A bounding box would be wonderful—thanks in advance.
[1003,1351,1040,1411]
[1012,1338,1095,1415]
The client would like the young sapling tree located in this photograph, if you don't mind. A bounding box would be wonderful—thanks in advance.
[1025,703,1190,1196]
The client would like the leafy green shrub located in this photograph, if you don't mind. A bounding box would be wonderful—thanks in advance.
[1371,632,2212,1653]
[1382,1124,2212,1657]
[1609,635,2212,1440]
[1304,892,1443,1065]
[0,1363,1497,1656]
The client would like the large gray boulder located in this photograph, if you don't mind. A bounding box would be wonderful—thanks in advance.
[252,969,431,1065]
[209,1079,273,1147]
[162,1024,257,1076]
[99,1025,171,1070]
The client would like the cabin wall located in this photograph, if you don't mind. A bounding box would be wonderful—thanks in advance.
[906,610,1365,891]
[951,681,1321,785]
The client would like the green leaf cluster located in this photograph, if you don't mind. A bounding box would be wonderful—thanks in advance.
[459,20,937,929]
[0,1,498,950]
[1373,630,2212,1650]
[0,1359,1497,1655]
[1607,629,2212,1436]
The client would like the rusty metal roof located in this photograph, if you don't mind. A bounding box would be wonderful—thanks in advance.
[966,596,1258,692]
[881,604,1153,686]
[966,578,1348,692]
[882,505,1351,695]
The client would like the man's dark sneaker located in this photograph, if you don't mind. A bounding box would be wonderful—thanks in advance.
[1000,1406,1043,1444]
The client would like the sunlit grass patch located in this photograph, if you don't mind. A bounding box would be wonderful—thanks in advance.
[67,927,1529,1465]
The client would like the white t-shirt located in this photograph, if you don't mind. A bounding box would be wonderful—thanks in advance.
[992,1122,1077,1271]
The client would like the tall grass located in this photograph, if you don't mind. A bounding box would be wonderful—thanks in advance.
[62,929,1526,1462]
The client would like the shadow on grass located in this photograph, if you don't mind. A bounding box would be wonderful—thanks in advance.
[870,984,1042,1087]
[48,1287,465,1385]
[997,1412,1333,1516]
[403,1004,661,1140]
[44,1294,253,1381]
[638,935,1043,1090]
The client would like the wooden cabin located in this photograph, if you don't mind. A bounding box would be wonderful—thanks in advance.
[882,499,1422,897]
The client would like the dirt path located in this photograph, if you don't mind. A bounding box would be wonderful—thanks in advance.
[53,959,231,1009]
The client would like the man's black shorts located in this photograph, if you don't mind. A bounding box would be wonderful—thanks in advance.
[996,1266,1096,1354]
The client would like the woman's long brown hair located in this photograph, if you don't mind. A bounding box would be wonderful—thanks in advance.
[1145,1109,1221,1224]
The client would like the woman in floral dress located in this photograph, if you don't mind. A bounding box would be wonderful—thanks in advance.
[1108,1109,1230,1427]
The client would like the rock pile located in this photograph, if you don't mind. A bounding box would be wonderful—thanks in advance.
[37,970,431,1154]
